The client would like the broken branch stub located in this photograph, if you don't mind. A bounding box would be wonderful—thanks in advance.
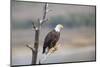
[32,21,36,30]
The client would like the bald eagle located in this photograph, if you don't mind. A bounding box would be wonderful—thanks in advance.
[42,24,63,54]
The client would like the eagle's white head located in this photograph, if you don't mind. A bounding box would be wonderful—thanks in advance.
[54,24,63,32]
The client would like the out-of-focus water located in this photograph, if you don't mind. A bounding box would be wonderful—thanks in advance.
[11,27,95,65]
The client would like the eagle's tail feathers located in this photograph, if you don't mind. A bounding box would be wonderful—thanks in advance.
[42,47,46,54]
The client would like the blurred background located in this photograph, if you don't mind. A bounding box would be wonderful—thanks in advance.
[11,0,96,65]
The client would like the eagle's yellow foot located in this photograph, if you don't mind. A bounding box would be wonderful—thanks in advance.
[53,47,57,51]
[51,47,57,53]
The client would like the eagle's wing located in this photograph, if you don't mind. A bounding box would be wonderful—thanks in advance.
[44,30,60,48]
[43,30,60,54]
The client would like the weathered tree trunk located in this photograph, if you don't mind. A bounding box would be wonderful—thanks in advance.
[26,3,48,65]
[32,29,39,64]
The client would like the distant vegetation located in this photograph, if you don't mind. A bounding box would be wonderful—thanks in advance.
[49,14,95,28]
[12,14,95,30]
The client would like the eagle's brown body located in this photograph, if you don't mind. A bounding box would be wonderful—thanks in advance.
[43,29,60,54]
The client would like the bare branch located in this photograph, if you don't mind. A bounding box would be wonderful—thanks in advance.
[40,19,48,25]
[46,3,48,7]
[37,3,50,26]
[37,18,42,27]
[42,3,48,20]
[32,21,36,30]
[43,19,48,22]
[26,44,35,53]
[39,19,43,24]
